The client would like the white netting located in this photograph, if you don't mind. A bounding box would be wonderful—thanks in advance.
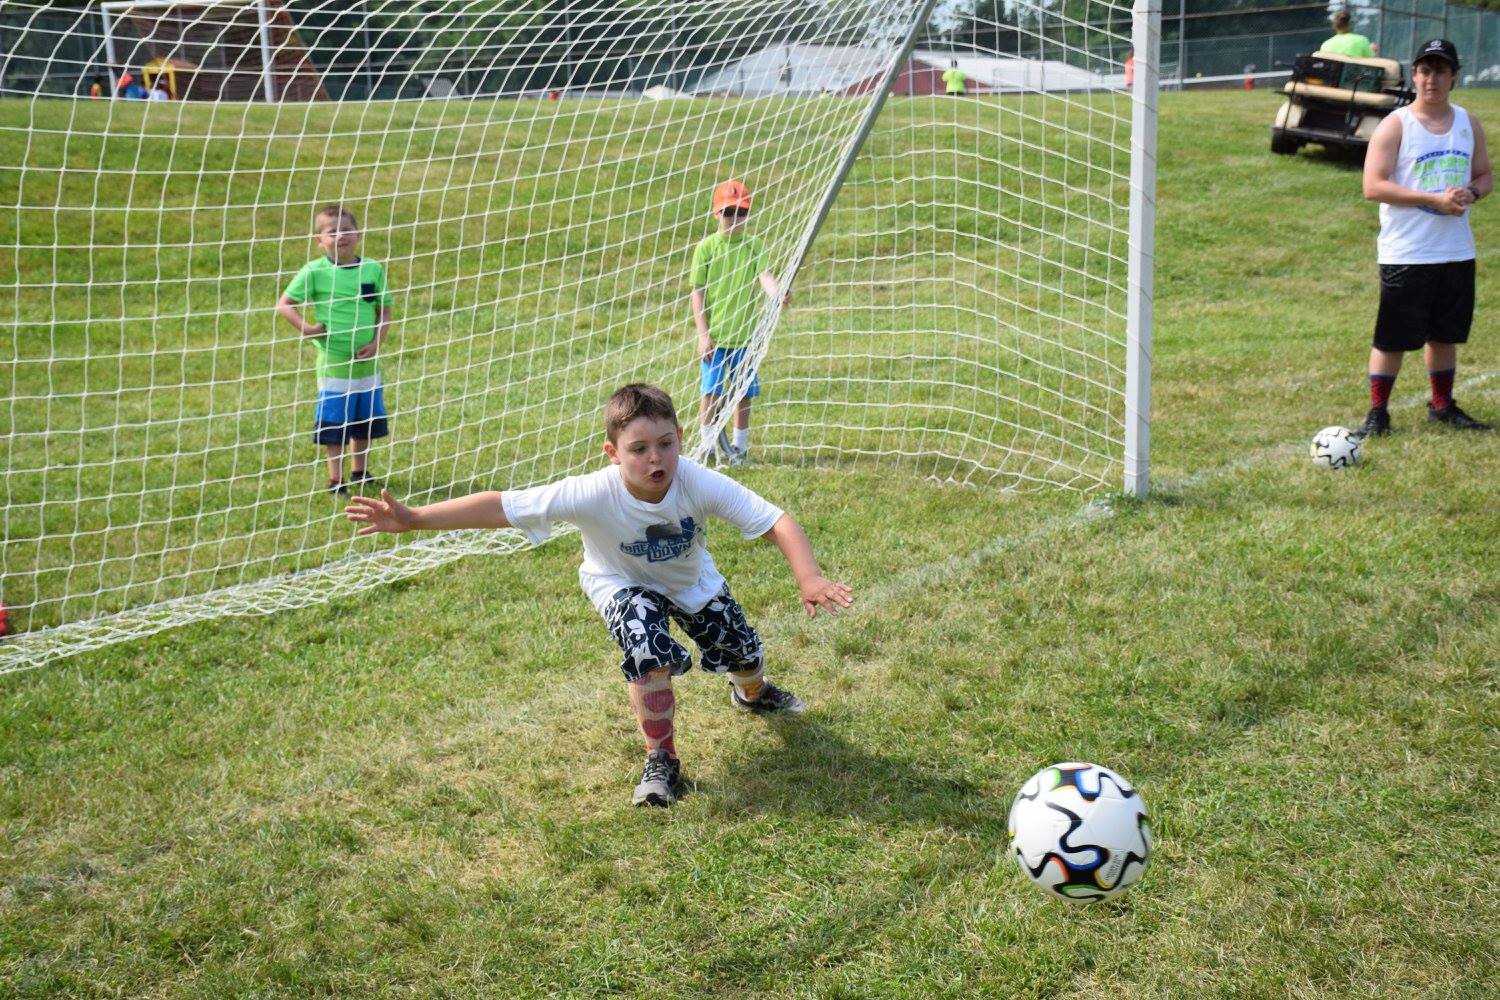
[0,0,1142,671]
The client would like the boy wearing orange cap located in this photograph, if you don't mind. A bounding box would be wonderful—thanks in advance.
[691,180,782,464]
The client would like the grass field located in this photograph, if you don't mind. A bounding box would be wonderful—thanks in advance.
[3,89,1499,997]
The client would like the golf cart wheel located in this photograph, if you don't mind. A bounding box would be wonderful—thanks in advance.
[1270,131,1300,155]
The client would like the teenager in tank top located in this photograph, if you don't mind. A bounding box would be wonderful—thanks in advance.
[1357,39,1493,436]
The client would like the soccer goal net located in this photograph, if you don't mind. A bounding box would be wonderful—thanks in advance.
[0,0,1157,671]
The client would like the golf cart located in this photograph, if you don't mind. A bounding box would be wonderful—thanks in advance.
[1271,52,1412,157]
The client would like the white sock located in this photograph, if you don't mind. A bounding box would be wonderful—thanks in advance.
[733,428,749,451]
[702,424,716,448]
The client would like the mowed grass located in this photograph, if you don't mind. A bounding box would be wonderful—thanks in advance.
[1,89,1498,997]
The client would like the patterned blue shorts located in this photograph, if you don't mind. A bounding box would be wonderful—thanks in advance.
[601,585,763,682]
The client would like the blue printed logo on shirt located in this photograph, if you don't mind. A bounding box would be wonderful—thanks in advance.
[620,518,699,562]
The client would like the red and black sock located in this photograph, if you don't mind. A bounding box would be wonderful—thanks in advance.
[1369,373,1396,410]
[1428,368,1455,411]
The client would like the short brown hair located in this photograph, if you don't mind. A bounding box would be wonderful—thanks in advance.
[605,383,678,442]
[1331,9,1352,31]
[315,203,358,231]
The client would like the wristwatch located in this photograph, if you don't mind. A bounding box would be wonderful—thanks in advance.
[1468,184,1484,202]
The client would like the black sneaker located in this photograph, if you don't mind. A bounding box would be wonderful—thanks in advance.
[1355,406,1390,438]
[327,479,348,497]
[730,680,807,716]
[632,749,682,807]
[350,469,381,490]
[1427,401,1492,431]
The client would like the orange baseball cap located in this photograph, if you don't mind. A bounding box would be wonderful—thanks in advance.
[712,180,752,214]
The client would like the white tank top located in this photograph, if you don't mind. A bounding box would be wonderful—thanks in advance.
[1378,105,1476,264]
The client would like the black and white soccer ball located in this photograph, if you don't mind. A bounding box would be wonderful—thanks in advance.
[1310,425,1361,470]
[1008,762,1151,903]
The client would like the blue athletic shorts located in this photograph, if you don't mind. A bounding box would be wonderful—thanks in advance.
[314,379,389,445]
[700,347,760,398]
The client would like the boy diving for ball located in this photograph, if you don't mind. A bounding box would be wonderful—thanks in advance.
[345,384,853,807]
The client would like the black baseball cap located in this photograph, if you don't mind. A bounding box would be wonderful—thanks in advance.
[1413,38,1460,71]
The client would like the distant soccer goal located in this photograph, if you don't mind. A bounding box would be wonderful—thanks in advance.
[0,0,1158,670]
[99,0,327,101]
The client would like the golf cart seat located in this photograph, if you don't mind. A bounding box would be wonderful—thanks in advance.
[1281,82,1404,109]
[1283,53,1404,106]
[1271,52,1411,157]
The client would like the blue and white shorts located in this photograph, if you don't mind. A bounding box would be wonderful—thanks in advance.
[314,375,389,445]
[601,584,763,683]
[700,347,760,398]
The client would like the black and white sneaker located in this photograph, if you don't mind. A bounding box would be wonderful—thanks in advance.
[632,749,682,807]
[1355,405,1390,438]
[1428,401,1492,431]
[350,469,381,489]
[730,681,807,716]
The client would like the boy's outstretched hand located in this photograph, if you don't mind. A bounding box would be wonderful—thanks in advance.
[346,488,416,535]
[799,574,854,618]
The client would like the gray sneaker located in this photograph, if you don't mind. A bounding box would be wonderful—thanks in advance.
[730,680,807,716]
[714,429,737,465]
[632,749,682,807]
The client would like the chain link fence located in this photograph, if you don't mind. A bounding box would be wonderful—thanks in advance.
[0,1,817,99]
[3,0,1499,98]
[1154,0,1500,86]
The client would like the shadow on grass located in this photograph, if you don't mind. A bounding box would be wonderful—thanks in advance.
[698,717,997,834]
[1290,143,1365,171]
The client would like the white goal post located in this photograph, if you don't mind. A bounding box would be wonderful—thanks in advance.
[1126,0,1159,499]
[101,0,278,103]
[0,0,1159,671]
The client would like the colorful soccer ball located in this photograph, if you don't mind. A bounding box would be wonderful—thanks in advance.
[1007,762,1151,903]
[1310,425,1361,470]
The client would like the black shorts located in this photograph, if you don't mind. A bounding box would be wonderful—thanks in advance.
[601,585,763,682]
[1373,260,1475,352]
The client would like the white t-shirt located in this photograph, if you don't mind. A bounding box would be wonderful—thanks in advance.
[501,458,784,614]
[1378,105,1476,264]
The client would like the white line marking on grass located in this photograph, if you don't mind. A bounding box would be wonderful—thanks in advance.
[1163,370,1498,492]
[780,369,1500,626]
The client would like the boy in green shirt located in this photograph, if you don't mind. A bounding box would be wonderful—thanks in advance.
[277,205,394,496]
[691,180,782,465]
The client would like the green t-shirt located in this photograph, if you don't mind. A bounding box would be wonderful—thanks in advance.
[1320,33,1374,59]
[943,68,968,94]
[283,256,392,380]
[691,231,770,350]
